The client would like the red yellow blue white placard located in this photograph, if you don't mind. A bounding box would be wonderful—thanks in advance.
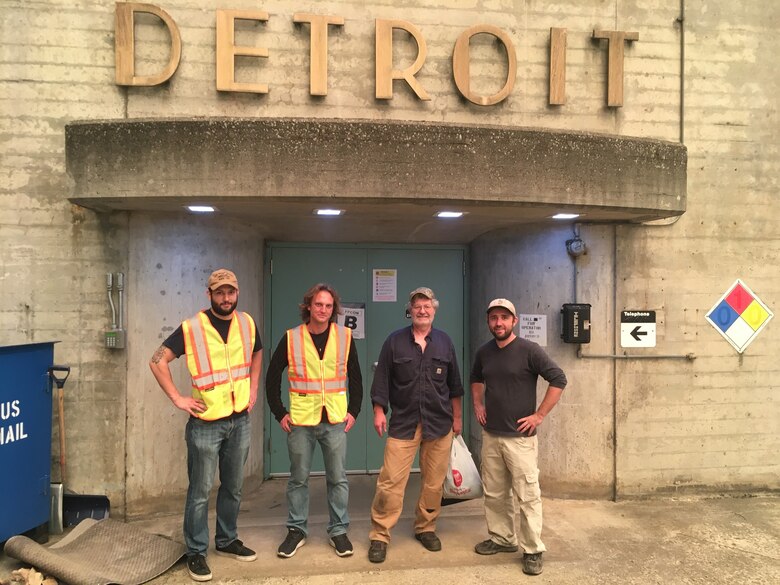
[705,279,773,353]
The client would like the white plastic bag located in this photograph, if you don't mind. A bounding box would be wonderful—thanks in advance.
[442,435,483,500]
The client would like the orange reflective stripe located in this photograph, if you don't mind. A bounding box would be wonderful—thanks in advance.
[235,311,253,364]
[186,313,215,377]
[230,365,250,379]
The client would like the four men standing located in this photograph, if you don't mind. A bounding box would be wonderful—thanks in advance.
[152,273,566,578]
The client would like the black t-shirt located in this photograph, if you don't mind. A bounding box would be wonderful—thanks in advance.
[470,336,566,437]
[163,309,262,357]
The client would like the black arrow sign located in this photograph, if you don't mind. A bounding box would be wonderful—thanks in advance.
[630,326,648,341]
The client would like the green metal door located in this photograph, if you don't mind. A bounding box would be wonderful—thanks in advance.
[265,243,467,476]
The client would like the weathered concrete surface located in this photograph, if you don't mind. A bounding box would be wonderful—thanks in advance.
[2,476,777,585]
[66,118,687,222]
[469,224,617,499]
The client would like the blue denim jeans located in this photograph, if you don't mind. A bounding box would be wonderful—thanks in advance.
[286,421,349,536]
[184,412,250,555]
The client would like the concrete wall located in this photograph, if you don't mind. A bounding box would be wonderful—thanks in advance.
[124,213,265,517]
[470,224,616,498]
[0,0,777,514]
[613,1,780,495]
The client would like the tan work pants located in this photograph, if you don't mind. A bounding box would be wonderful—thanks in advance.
[369,425,453,543]
[480,431,546,554]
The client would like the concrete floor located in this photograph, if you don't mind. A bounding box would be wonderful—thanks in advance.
[2,475,778,585]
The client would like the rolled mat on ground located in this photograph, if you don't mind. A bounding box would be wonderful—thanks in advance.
[4,518,185,585]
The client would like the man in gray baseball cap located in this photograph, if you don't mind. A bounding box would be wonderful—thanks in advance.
[367,286,464,563]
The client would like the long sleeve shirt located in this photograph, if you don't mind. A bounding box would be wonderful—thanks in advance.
[371,326,464,440]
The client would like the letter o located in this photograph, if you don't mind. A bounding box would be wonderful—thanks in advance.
[452,24,517,106]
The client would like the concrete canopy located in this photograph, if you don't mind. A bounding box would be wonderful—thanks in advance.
[66,118,687,243]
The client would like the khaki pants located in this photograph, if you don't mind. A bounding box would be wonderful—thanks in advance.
[369,425,453,543]
[480,431,546,554]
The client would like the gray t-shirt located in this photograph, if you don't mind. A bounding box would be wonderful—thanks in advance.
[470,336,567,436]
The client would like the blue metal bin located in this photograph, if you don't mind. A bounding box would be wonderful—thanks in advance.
[0,342,56,542]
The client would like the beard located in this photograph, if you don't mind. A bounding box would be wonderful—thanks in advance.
[490,327,512,341]
[211,298,237,316]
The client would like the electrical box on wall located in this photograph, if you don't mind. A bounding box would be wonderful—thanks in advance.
[561,303,591,343]
[105,329,126,349]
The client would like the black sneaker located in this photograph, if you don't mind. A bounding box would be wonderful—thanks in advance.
[522,552,544,576]
[474,539,519,555]
[329,533,354,557]
[215,539,257,562]
[277,528,306,558]
[187,554,212,582]
[368,540,387,563]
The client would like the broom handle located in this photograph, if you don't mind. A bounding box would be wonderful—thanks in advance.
[58,386,66,484]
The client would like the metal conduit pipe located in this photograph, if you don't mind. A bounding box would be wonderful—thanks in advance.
[677,0,685,144]
[577,348,696,360]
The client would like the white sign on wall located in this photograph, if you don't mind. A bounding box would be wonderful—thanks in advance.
[337,303,366,339]
[620,310,656,348]
[518,314,547,346]
[372,269,397,302]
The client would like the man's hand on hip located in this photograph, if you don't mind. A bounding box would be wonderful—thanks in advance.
[517,412,544,435]
[174,395,206,416]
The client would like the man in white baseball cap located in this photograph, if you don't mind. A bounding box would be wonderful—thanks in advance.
[471,298,567,576]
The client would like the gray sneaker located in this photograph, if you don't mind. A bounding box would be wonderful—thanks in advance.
[522,552,544,575]
[474,539,519,555]
[277,528,306,558]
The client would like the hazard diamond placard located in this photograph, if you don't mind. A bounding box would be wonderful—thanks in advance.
[705,279,773,354]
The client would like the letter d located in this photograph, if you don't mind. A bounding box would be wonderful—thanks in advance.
[115,2,182,86]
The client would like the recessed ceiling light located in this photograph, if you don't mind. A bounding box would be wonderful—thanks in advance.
[315,209,344,216]
[436,211,464,218]
[552,213,580,220]
[187,205,216,213]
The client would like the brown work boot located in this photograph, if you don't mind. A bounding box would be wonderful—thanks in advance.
[368,540,387,563]
[414,531,442,551]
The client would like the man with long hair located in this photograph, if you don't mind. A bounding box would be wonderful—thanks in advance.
[266,283,363,558]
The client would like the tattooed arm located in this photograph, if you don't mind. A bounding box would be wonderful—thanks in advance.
[149,345,206,415]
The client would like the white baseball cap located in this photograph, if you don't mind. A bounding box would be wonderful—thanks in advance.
[487,298,517,318]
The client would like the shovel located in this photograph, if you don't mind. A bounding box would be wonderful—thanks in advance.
[47,366,111,532]
[48,366,70,534]
[49,366,70,484]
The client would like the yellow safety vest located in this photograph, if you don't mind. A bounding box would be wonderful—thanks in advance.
[182,311,255,421]
[287,323,350,425]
